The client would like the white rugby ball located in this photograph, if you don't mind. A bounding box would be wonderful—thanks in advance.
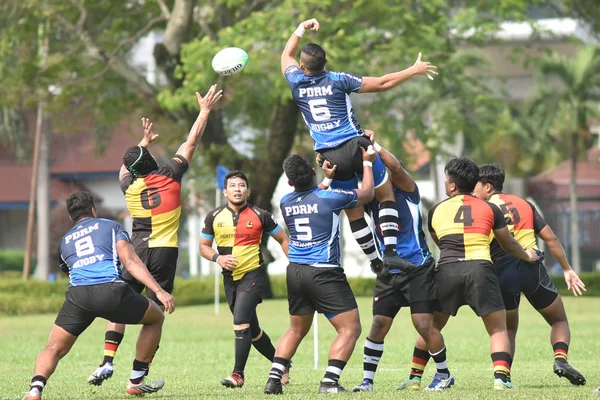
[212,47,249,76]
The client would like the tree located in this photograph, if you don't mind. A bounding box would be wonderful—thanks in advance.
[532,44,600,272]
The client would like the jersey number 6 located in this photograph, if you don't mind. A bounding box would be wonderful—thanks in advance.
[141,187,162,209]
[308,99,332,122]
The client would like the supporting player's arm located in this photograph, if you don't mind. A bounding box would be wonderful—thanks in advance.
[317,154,337,189]
[494,227,538,263]
[364,129,415,192]
[359,53,438,93]
[199,237,238,271]
[116,240,175,313]
[354,147,376,205]
[176,85,223,162]
[281,18,320,75]
[271,228,290,257]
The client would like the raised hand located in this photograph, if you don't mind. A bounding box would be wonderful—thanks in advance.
[302,18,320,31]
[197,84,224,112]
[140,117,159,146]
[413,52,438,81]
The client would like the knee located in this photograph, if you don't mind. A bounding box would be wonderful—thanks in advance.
[342,320,362,341]
[412,319,433,339]
[45,342,68,359]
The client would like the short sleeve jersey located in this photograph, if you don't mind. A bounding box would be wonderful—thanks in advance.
[281,187,358,267]
[59,218,130,286]
[284,66,364,151]
[367,185,431,269]
[487,193,547,261]
[201,204,281,281]
[120,155,189,250]
[428,194,507,265]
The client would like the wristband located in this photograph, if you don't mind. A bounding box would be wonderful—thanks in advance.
[321,177,332,187]
[294,24,306,37]
[373,142,382,152]
[363,161,373,167]
[211,253,220,263]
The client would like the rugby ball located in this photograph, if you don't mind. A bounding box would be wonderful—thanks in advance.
[212,47,249,76]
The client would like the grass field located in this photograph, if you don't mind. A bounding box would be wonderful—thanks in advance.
[1,296,599,399]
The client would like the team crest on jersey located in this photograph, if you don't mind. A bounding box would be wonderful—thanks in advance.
[246,221,253,228]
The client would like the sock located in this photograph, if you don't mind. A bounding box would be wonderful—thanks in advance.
[323,359,346,384]
[130,359,149,384]
[379,201,399,254]
[553,342,568,363]
[252,330,276,361]
[268,357,289,383]
[30,375,46,393]
[350,218,379,261]
[491,352,512,382]
[363,338,384,384]
[102,331,124,365]
[429,347,450,377]
[410,347,430,380]
[233,328,252,375]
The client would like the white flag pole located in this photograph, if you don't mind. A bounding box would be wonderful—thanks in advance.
[214,187,221,315]
[313,312,319,370]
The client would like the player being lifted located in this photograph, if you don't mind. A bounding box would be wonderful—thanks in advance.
[264,148,376,395]
[281,18,437,274]
[474,164,586,385]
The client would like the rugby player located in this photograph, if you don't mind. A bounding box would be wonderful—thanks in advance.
[200,170,290,388]
[23,192,174,400]
[263,148,376,395]
[474,163,586,385]
[425,157,539,390]
[281,18,437,274]
[88,85,222,384]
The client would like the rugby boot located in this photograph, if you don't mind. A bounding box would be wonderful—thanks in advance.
[553,360,586,385]
[397,377,422,390]
[88,362,113,385]
[264,378,283,395]
[22,388,41,400]
[221,371,244,388]
[318,381,347,394]
[383,253,416,271]
[352,379,374,392]
[126,377,165,396]
[493,378,514,390]
[425,373,455,391]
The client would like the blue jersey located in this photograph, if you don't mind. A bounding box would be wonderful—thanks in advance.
[281,187,358,267]
[285,66,363,150]
[367,185,431,272]
[58,218,130,286]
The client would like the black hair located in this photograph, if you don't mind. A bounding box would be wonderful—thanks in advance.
[224,170,249,188]
[283,155,315,190]
[66,192,95,222]
[478,163,505,191]
[300,43,327,72]
[123,146,158,177]
[445,157,479,194]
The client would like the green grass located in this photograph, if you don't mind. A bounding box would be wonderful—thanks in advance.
[1,297,599,399]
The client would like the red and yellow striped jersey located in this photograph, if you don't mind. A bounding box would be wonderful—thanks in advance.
[201,204,281,281]
[487,193,547,261]
[120,155,188,250]
[428,194,506,265]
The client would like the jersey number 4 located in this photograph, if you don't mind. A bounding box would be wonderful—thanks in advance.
[295,217,313,240]
[308,99,331,121]
[454,205,474,226]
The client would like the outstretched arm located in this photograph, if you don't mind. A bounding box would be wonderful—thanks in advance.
[359,52,437,93]
[281,18,320,75]
[176,85,224,162]
[364,129,415,192]
[120,117,159,180]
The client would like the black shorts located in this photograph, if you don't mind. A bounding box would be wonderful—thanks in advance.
[287,263,358,317]
[434,260,505,317]
[223,265,268,313]
[494,254,559,311]
[122,247,178,306]
[55,282,149,337]
[373,258,437,317]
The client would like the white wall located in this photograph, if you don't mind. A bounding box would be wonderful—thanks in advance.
[0,210,28,249]
[82,178,127,211]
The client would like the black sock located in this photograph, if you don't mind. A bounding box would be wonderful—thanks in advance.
[30,375,46,393]
[102,330,124,365]
[379,201,399,254]
[130,359,149,384]
[268,357,289,383]
[350,218,380,262]
[429,347,450,376]
[323,359,346,384]
[233,328,252,375]
[492,352,512,383]
[252,330,276,361]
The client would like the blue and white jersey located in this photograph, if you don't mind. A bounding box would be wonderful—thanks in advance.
[281,187,358,267]
[285,66,363,150]
[367,185,432,272]
[59,218,130,286]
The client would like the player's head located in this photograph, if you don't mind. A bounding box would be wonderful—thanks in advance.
[283,155,316,191]
[66,191,97,222]
[224,170,250,207]
[474,163,505,200]
[300,43,327,74]
[123,145,159,177]
[444,157,479,197]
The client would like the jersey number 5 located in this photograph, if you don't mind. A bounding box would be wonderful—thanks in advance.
[294,217,313,240]
[454,205,474,226]
[499,202,521,225]
[308,99,332,122]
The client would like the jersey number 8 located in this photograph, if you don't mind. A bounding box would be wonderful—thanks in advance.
[75,236,96,257]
